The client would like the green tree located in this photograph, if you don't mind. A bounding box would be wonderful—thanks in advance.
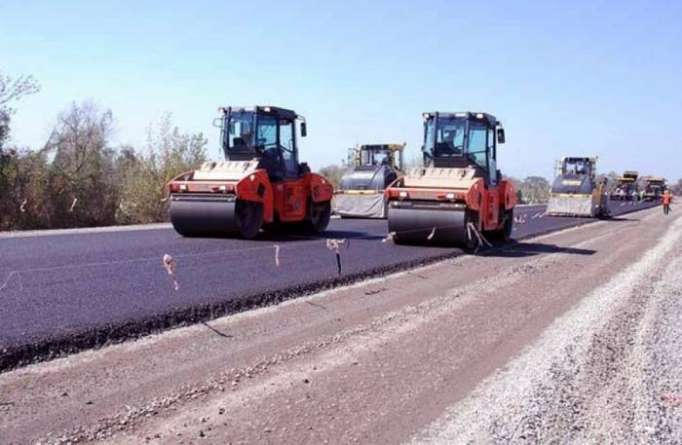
[44,101,119,227]
[0,71,41,229]
[520,176,550,204]
[0,149,52,230]
[116,113,208,224]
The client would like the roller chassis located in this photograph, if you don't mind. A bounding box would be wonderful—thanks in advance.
[167,106,334,238]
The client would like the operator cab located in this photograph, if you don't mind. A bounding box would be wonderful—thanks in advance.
[354,144,403,170]
[646,178,665,194]
[561,157,593,178]
[219,106,308,181]
[422,112,505,185]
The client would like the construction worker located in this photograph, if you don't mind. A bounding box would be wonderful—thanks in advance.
[662,189,672,215]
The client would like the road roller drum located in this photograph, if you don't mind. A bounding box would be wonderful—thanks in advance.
[170,196,263,238]
[388,205,471,246]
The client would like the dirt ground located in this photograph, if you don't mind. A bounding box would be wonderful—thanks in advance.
[1,207,680,444]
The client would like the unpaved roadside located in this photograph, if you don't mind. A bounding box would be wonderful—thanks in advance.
[0,207,678,444]
[413,211,682,444]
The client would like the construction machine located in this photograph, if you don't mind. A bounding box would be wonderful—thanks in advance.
[546,157,609,218]
[333,143,405,218]
[610,170,639,201]
[167,106,333,238]
[641,176,666,201]
[385,112,515,247]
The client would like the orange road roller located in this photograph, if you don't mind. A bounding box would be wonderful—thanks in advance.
[167,106,333,238]
[385,112,516,247]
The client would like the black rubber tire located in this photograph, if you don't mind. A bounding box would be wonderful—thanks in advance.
[597,207,612,220]
[487,208,513,243]
[235,200,263,239]
[499,208,514,241]
[308,201,331,233]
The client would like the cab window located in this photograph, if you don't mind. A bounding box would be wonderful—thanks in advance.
[279,119,298,177]
[468,122,488,169]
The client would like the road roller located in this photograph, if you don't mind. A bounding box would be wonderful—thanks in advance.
[546,156,609,218]
[641,176,666,201]
[609,170,639,201]
[167,106,333,238]
[385,112,516,247]
[333,143,404,218]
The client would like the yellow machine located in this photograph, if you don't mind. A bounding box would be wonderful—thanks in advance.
[641,176,666,201]
[609,170,639,201]
[546,157,609,218]
[333,143,405,218]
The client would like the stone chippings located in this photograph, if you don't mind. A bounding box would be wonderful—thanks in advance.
[413,215,682,445]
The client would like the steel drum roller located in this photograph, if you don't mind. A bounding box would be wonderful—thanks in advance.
[388,206,468,245]
[169,195,241,236]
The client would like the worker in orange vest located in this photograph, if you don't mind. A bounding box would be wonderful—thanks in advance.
[662,189,672,215]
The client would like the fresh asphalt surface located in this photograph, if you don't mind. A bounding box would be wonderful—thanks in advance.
[0,200,656,369]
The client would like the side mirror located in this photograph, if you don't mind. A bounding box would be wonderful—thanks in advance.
[300,122,307,137]
[497,128,506,144]
[212,117,224,128]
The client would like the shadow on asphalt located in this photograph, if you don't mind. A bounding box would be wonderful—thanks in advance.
[321,230,386,241]
[607,216,640,222]
[257,229,385,242]
[487,241,596,258]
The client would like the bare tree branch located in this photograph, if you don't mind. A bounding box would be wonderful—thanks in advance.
[0,73,40,108]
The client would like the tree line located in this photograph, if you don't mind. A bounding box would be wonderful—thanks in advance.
[2,70,679,231]
[0,73,207,230]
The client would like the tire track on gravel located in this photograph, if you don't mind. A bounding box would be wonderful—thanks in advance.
[411,213,682,444]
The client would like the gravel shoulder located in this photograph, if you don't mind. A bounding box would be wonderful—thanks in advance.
[413,210,682,444]
[0,207,677,445]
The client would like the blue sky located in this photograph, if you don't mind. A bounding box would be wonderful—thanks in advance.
[1,0,681,180]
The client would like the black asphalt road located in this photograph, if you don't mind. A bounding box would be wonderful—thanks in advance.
[0,200,657,370]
